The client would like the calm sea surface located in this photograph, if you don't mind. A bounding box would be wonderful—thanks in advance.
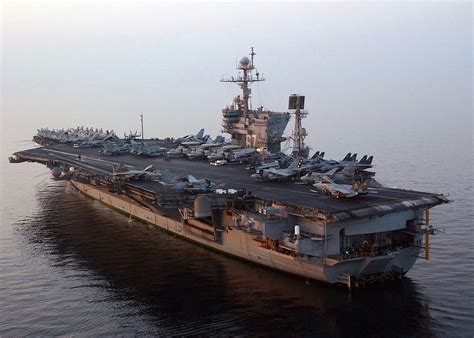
[1,130,472,336]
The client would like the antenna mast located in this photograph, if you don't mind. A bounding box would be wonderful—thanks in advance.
[288,94,308,157]
[221,47,265,113]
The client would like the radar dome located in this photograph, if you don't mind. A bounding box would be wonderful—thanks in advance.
[239,56,250,67]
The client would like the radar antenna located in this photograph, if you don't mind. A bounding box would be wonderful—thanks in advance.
[221,47,265,113]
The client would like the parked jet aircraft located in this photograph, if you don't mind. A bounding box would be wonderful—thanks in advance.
[186,142,225,160]
[100,142,131,156]
[300,151,375,184]
[36,126,118,145]
[310,151,325,160]
[112,164,160,180]
[207,145,242,161]
[158,170,216,192]
[73,139,106,148]
[253,160,280,171]
[251,156,314,181]
[356,155,374,169]
[124,130,141,141]
[300,167,339,184]
[312,176,369,198]
[174,129,206,144]
[130,141,168,157]
[227,148,256,162]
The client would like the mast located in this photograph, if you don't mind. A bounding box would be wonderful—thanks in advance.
[221,48,291,152]
[288,94,308,157]
[221,47,265,113]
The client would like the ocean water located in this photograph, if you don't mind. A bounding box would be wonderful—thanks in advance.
[1,131,472,336]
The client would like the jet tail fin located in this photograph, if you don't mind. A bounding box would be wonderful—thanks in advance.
[342,153,352,161]
[214,135,225,143]
[196,129,205,139]
[350,153,357,161]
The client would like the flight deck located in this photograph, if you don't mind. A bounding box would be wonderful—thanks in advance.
[12,144,446,222]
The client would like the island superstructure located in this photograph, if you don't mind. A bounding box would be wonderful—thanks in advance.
[221,47,290,152]
[9,48,448,288]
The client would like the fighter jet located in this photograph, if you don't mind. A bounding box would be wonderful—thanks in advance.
[185,175,216,191]
[100,142,131,156]
[73,139,106,148]
[166,140,208,158]
[174,128,206,144]
[157,170,216,192]
[185,150,204,160]
[310,151,325,160]
[142,145,168,157]
[186,141,226,160]
[112,164,160,180]
[251,156,313,181]
[207,151,225,161]
[207,145,242,161]
[166,146,184,158]
[312,175,369,198]
[124,130,141,141]
[356,155,374,169]
[36,126,118,145]
[130,141,168,157]
[300,160,360,184]
[253,160,280,171]
[301,152,375,184]
[227,148,256,162]
[213,135,226,144]
[300,167,340,184]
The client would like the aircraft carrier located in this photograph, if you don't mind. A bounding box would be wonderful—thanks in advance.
[9,48,448,288]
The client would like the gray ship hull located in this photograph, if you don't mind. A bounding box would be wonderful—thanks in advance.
[71,180,421,287]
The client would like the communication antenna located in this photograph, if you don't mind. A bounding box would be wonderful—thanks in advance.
[221,47,265,113]
[140,114,144,140]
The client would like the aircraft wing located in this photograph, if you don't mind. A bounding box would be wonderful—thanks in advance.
[324,167,339,176]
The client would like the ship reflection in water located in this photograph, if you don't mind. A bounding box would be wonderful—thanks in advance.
[8,180,436,336]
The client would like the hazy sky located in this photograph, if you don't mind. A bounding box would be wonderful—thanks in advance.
[1,1,472,155]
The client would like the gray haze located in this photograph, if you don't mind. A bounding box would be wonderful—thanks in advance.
[1,1,472,157]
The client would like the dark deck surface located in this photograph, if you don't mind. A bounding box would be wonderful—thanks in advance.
[13,144,447,219]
